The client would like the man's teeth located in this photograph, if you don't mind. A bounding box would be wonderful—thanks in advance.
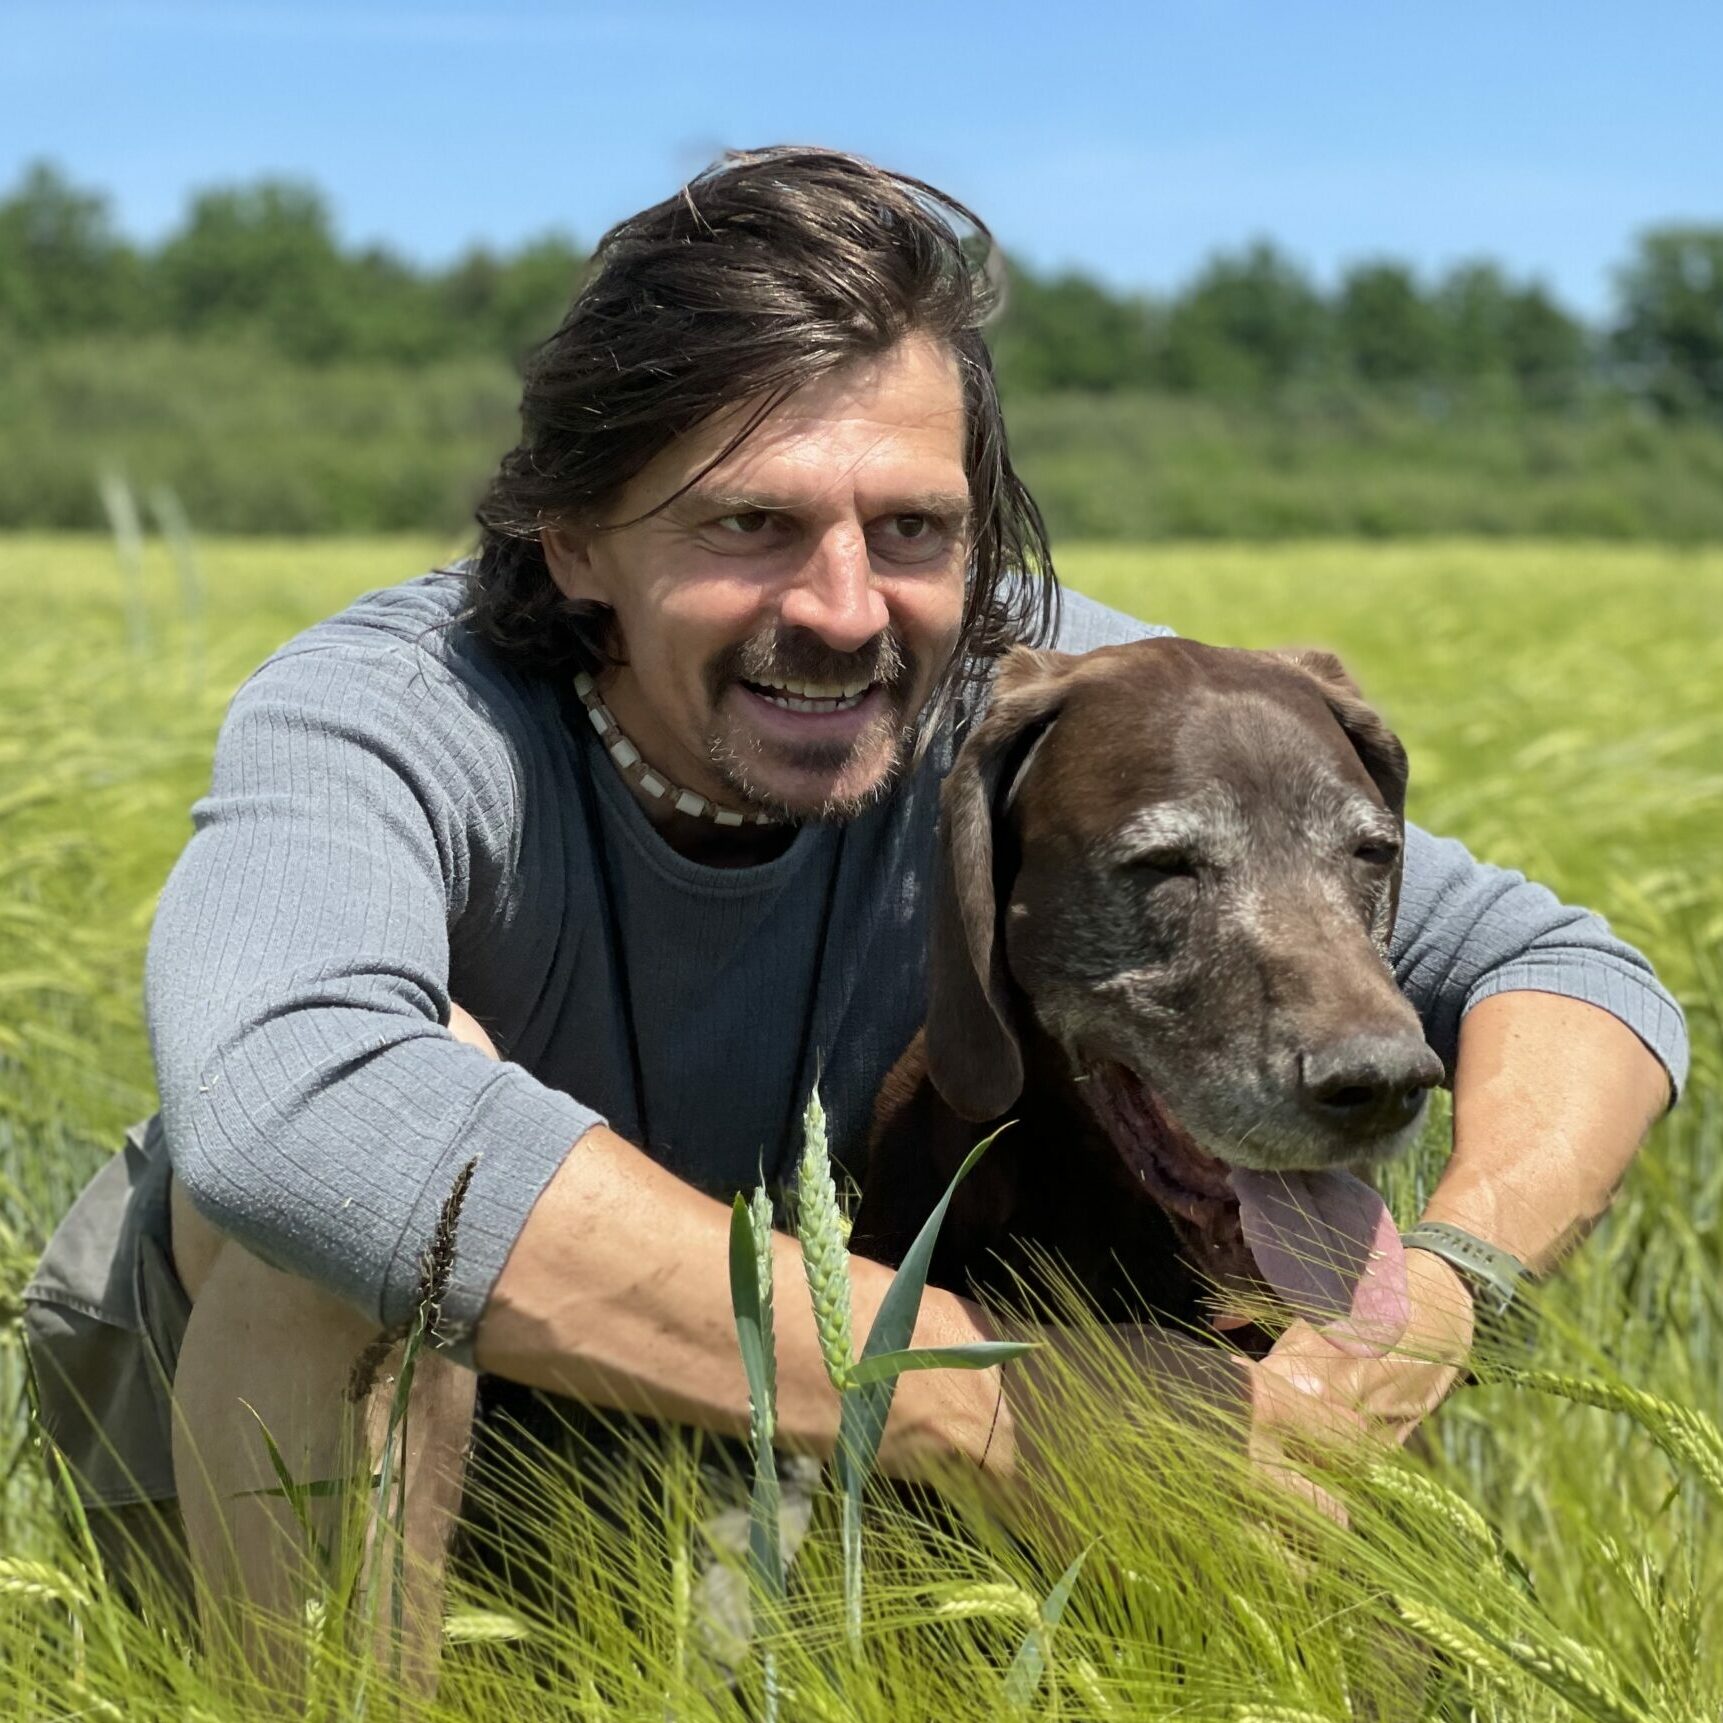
[750,676,871,713]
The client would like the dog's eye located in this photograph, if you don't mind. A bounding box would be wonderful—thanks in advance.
[1129,850,1200,880]
[1354,839,1400,866]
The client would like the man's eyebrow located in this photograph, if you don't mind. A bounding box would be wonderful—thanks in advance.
[671,485,972,520]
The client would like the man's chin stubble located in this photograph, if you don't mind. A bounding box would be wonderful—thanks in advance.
[708,716,909,825]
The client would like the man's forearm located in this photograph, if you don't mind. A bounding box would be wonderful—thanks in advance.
[1421,990,1673,1274]
[473,1123,1001,1479]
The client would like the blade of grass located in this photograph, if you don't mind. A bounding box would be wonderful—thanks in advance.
[835,1126,1017,1652]
[729,1189,784,1721]
[238,1399,332,1564]
[1004,1542,1094,1709]
[97,468,149,661]
[846,1341,1034,1388]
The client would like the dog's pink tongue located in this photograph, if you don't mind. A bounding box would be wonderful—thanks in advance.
[1230,1169,1410,1357]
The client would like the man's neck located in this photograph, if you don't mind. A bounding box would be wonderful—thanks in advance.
[626,782,800,867]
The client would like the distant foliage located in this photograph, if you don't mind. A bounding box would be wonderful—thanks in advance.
[0,337,520,532]
[5,158,1720,411]
[4,160,1723,537]
[988,263,1162,393]
[1613,227,1723,417]
[0,161,585,367]
[1156,242,1329,396]
[1006,389,1723,543]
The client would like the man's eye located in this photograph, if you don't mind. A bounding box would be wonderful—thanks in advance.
[873,513,952,560]
[717,511,774,535]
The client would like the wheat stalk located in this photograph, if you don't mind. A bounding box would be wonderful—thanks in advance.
[1396,1596,1655,1723]
[1231,1708,1345,1723]
[1501,1368,1723,1505]
[921,1582,1041,1627]
[1226,1594,1296,1677]
[749,1183,779,1451]
[1069,1656,1118,1719]
[1503,1631,1658,1723]
[1365,1461,1497,1557]
[1393,1597,1521,1688]
[0,1557,89,1607]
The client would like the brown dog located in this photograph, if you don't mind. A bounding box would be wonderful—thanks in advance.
[850,637,1444,1356]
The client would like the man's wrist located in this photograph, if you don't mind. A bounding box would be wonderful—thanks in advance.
[1402,1220,1529,1320]
[1400,1246,1478,1362]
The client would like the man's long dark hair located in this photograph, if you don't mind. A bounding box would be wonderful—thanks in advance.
[465,146,1058,715]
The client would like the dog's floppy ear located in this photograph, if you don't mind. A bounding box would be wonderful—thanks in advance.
[1273,648,1410,953]
[1274,649,1408,818]
[926,647,1075,1123]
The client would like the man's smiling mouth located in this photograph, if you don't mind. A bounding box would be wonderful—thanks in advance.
[739,676,876,714]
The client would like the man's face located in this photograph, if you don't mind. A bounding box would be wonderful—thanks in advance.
[542,334,970,822]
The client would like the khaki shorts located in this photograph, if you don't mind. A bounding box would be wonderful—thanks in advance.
[22,1115,187,1509]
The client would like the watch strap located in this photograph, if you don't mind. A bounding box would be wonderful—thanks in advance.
[1400,1221,1529,1318]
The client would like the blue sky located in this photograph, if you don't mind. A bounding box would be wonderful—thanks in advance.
[4,1,1719,319]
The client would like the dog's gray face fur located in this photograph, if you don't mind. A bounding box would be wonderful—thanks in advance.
[926,637,1443,1175]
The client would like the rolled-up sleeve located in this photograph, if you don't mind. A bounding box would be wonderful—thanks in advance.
[1392,823,1689,1101]
[145,642,601,1362]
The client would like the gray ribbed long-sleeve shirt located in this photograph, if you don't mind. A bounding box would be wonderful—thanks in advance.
[144,570,1689,1363]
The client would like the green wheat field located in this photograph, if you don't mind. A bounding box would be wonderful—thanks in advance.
[1,534,1720,1719]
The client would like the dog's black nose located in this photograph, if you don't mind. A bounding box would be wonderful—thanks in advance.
[1298,1034,1444,1141]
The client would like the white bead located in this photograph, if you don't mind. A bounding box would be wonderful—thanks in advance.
[675,790,707,817]
[608,737,640,769]
[713,808,744,827]
[586,705,611,735]
[573,673,596,697]
[639,772,667,798]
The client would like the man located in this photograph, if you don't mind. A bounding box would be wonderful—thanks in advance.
[25,148,1684,1661]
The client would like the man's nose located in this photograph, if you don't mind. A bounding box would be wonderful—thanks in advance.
[777,526,890,653]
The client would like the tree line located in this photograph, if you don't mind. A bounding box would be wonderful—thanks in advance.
[4,159,1721,418]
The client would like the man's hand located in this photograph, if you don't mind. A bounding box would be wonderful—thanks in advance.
[961,1249,1476,1520]
[1247,1249,1474,1516]
[1245,989,1671,1516]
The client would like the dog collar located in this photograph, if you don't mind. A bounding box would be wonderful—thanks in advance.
[573,672,785,828]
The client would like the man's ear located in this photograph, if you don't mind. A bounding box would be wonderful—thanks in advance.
[1270,648,1410,952]
[540,523,605,606]
[926,648,1075,1122]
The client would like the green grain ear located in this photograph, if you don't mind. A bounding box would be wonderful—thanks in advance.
[795,1090,857,1392]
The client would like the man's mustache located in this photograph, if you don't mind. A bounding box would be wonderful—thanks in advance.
[708,628,910,699]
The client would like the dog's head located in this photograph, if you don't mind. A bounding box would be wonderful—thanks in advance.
[927,638,1442,1331]
[928,637,1442,1346]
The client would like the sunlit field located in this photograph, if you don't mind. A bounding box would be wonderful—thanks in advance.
[1,534,1719,1719]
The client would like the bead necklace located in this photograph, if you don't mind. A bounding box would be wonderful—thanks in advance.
[573,671,785,827]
